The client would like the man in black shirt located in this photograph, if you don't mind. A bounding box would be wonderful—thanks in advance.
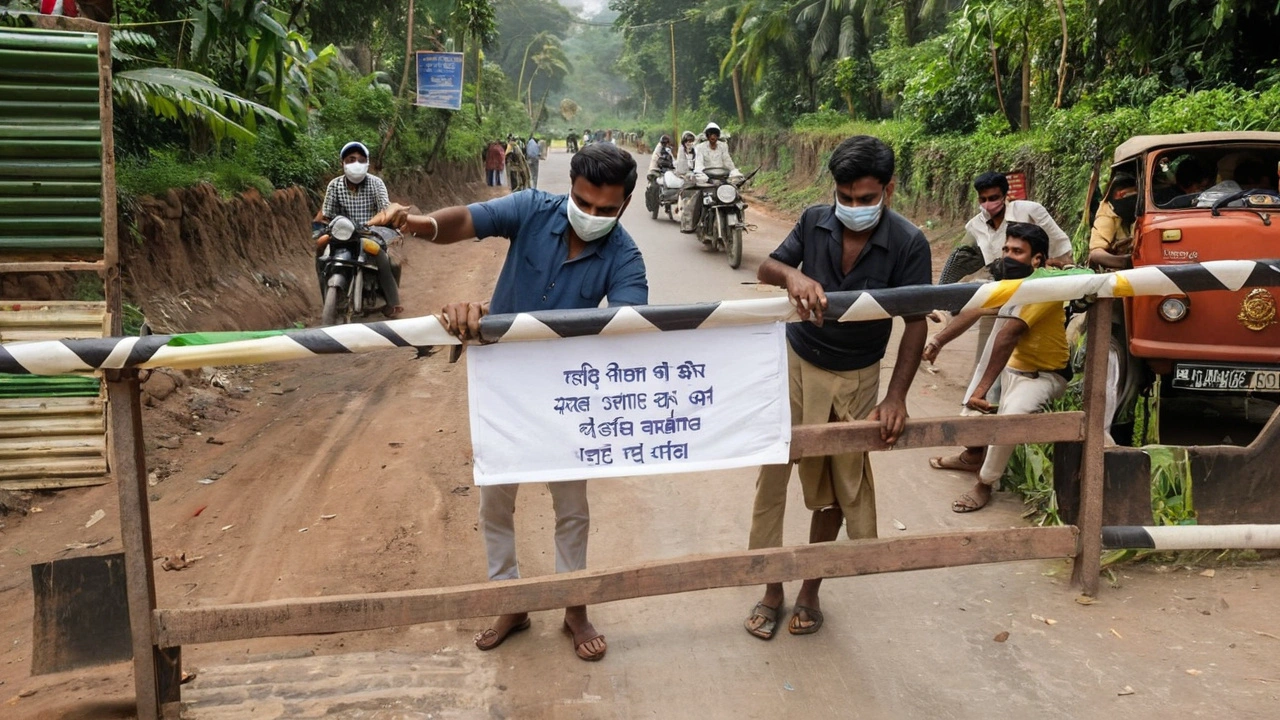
[744,135,932,640]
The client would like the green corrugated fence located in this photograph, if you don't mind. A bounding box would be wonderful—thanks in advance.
[0,374,100,398]
[0,27,103,252]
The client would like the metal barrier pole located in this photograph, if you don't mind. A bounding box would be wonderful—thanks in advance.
[106,372,182,718]
[1072,300,1113,595]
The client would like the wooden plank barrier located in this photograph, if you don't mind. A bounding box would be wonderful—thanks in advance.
[154,526,1079,647]
[99,306,1115,717]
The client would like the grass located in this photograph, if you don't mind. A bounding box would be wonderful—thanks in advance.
[118,148,273,200]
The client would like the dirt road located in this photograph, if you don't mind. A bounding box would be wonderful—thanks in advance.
[2,151,1279,719]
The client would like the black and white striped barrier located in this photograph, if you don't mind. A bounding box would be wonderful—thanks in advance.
[0,259,1277,376]
[1103,524,1280,550]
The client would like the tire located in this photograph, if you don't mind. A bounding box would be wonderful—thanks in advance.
[322,285,341,326]
[727,225,743,269]
[352,270,364,315]
[939,244,987,284]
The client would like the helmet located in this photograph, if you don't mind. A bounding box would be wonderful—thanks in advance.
[339,141,369,161]
[681,131,695,142]
[703,122,721,137]
[659,134,671,144]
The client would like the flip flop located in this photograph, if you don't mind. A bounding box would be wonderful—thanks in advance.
[744,601,781,640]
[788,605,824,635]
[562,621,607,662]
[930,454,982,472]
[474,617,531,651]
[952,492,990,513]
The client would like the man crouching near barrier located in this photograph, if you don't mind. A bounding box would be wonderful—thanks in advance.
[744,136,932,640]
[389,143,648,661]
[921,222,1070,513]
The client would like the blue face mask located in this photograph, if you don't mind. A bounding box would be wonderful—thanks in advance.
[834,191,884,232]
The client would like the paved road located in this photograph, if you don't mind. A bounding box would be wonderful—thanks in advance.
[181,150,1280,719]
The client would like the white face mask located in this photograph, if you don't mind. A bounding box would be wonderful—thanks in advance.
[566,194,620,242]
[344,161,368,184]
[833,192,884,232]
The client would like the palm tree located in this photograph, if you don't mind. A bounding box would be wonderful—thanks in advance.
[720,0,798,118]
[527,40,571,133]
[451,0,498,123]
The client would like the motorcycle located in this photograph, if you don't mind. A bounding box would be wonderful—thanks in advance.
[692,167,756,269]
[644,154,681,221]
[314,216,400,326]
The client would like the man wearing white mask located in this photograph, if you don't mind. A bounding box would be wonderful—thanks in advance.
[389,142,647,663]
[742,135,931,641]
[315,141,403,316]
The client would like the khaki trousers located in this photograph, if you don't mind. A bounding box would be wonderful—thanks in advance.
[749,348,880,550]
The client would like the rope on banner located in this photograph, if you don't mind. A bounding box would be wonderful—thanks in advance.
[1102,524,1280,550]
[1,259,1278,376]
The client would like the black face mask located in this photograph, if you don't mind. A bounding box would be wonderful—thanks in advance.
[1111,194,1137,226]
[996,257,1035,280]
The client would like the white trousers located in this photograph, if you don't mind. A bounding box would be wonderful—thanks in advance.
[978,369,1068,485]
[478,481,589,581]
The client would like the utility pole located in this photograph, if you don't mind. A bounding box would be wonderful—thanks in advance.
[669,22,678,142]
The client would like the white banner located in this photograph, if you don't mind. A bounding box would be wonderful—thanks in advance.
[467,323,791,485]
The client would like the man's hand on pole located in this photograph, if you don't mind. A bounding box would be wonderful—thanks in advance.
[868,396,908,445]
[439,301,489,343]
[785,271,828,326]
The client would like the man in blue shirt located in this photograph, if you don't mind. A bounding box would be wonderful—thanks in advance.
[391,143,647,662]
[526,135,542,189]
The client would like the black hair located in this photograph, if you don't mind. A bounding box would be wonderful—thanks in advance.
[828,135,895,185]
[1109,172,1137,197]
[1005,221,1050,261]
[973,171,1009,196]
[1235,160,1267,185]
[570,143,638,197]
[1175,158,1208,188]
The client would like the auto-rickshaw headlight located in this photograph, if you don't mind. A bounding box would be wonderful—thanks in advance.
[1158,296,1189,322]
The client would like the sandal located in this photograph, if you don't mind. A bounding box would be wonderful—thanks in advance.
[744,602,781,640]
[952,489,992,513]
[474,616,531,651]
[562,621,607,662]
[929,454,982,472]
[788,605,824,635]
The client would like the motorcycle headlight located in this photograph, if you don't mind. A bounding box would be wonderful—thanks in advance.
[1158,296,1189,322]
[715,184,738,204]
[331,217,356,241]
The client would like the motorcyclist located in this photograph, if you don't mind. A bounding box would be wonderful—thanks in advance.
[675,131,696,176]
[647,135,676,175]
[567,128,578,153]
[682,122,743,233]
[314,141,403,317]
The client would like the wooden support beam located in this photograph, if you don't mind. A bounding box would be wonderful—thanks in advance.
[790,411,1085,459]
[1072,301,1113,595]
[0,476,108,490]
[0,261,105,274]
[154,525,1078,647]
[106,374,178,719]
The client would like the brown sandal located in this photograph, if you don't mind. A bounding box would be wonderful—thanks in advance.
[744,601,781,640]
[930,454,982,472]
[562,621,607,661]
[474,617,531,651]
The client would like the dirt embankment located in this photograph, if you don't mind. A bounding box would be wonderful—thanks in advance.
[118,160,484,334]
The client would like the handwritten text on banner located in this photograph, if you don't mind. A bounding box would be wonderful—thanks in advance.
[467,323,790,485]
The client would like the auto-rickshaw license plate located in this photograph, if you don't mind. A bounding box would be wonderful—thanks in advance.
[1172,364,1280,392]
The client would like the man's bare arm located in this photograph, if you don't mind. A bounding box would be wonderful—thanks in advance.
[968,318,1027,404]
[1088,248,1131,269]
[393,205,477,244]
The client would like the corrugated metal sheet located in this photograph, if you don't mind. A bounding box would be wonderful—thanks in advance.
[0,27,103,252]
[0,302,106,489]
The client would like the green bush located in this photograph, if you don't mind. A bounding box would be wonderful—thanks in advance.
[118,149,273,200]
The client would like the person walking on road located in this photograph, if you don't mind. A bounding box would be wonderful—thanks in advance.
[388,143,648,662]
[526,135,542,189]
[743,135,932,640]
[484,140,505,187]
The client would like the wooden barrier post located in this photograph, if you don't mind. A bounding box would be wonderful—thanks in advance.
[106,372,182,718]
[1072,300,1113,595]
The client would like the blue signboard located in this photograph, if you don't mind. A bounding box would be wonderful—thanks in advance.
[416,51,465,110]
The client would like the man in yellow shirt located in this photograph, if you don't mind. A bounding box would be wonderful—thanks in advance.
[1088,173,1137,270]
[922,222,1070,512]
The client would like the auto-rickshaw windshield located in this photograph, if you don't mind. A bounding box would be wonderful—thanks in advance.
[1152,146,1280,210]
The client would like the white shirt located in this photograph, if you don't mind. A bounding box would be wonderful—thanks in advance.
[693,140,738,175]
[526,139,540,160]
[964,199,1072,264]
[675,144,695,175]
